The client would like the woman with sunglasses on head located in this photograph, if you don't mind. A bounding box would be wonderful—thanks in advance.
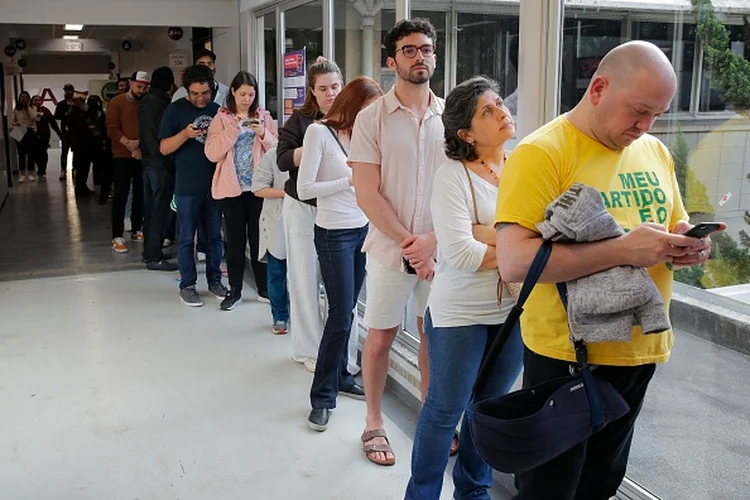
[206,71,278,310]
[297,76,383,431]
[276,58,348,373]
[405,76,523,500]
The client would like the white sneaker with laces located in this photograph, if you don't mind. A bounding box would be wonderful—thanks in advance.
[18,174,25,183]
[303,359,317,373]
[27,174,36,182]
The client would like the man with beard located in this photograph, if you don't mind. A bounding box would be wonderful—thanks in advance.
[171,48,229,107]
[159,64,226,307]
[349,18,447,465]
[106,70,149,254]
[54,83,75,180]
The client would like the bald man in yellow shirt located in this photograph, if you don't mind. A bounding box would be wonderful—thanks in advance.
[495,41,722,500]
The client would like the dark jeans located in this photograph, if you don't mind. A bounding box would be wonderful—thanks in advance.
[35,142,49,176]
[406,311,523,500]
[176,193,223,289]
[17,130,36,173]
[91,149,109,186]
[142,164,173,263]
[111,158,143,238]
[60,139,70,172]
[164,170,176,241]
[310,224,367,410]
[99,152,114,203]
[72,151,91,193]
[267,253,289,322]
[220,191,267,295]
[513,347,657,500]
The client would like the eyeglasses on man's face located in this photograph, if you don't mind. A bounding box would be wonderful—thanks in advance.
[396,44,435,59]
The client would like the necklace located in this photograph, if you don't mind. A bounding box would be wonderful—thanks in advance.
[477,152,508,181]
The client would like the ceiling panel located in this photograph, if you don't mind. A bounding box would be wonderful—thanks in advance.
[0,24,185,41]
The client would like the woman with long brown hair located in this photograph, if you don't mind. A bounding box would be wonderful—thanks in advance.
[297,76,383,431]
[205,71,278,310]
[277,59,344,372]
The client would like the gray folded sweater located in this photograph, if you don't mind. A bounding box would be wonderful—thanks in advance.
[536,183,670,344]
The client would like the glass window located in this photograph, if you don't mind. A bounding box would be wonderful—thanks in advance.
[699,23,749,113]
[411,10,447,98]
[262,12,278,119]
[632,20,696,113]
[456,12,519,114]
[560,16,623,113]
[284,1,324,63]
[334,0,395,88]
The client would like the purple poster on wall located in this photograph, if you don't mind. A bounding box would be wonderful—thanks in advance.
[283,47,307,123]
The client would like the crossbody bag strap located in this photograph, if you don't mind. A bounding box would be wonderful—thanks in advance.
[462,164,480,224]
[325,123,348,158]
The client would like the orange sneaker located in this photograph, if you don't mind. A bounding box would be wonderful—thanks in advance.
[111,237,128,253]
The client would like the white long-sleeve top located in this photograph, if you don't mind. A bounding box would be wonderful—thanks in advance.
[428,160,513,328]
[250,146,289,261]
[297,122,368,230]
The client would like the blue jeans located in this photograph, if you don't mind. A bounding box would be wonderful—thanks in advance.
[267,253,289,322]
[176,193,223,289]
[405,309,524,500]
[310,224,367,410]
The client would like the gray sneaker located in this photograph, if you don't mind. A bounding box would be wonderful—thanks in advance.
[272,321,288,335]
[180,286,203,307]
[208,282,228,299]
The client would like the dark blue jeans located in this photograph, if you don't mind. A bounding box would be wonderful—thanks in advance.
[176,193,223,289]
[405,309,524,500]
[142,165,172,263]
[267,253,289,322]
[310,224,367,410]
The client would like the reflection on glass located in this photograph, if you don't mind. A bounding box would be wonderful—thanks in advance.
[284,1,324,65]
[456,12,519,114]
[262,12,277,119]
[699,24,749,113]
[334,0,395,88]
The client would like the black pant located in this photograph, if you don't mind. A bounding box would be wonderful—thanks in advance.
[72,151,91,193]
[17,130,36,173]
[35,148,49,176]
[91,149,109,186]
[220,191,267,295]
[99,152,114,203]
[514,347,656,500]
[111,158,143,238]
[60,138,70,172]
[142,164,172,263]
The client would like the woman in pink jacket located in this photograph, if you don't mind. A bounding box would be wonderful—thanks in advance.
[205,71,278,311]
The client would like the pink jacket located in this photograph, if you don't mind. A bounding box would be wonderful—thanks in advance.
[205,107,278,200]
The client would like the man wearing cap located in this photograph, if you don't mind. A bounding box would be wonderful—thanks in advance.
[106,70,149,254]
[496,41,715,499]
[54,83,76,180]
[138,66,178,271]
[171,48,229,107]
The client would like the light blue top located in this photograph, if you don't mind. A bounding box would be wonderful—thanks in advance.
[234,124,256,191]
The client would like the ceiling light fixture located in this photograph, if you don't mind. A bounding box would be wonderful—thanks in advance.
[63,35,79,40]
[65,24,84,31]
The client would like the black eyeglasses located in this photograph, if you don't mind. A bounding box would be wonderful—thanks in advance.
[396,44,435,59]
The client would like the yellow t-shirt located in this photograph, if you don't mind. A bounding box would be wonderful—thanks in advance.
[496,115,689,367]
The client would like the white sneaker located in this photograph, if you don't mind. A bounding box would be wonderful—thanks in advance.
[18,174,25,183]
[162,238,173,248]
[27,174,36,182]
[197,251,206,262]
[303,359,317,373]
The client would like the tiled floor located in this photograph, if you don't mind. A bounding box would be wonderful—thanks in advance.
[0,155,143,282]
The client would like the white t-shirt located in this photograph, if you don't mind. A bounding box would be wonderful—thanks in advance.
[297,123,368,230]
[428,160,512,328]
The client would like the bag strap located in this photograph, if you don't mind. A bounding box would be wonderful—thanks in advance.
[473,240,554,394]
[325,123,348,158]
[462,164,480,224]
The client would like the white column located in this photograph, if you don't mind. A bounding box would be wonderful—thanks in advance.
[516,0,563,139]
[362,15,375,78]
[396,0,410,22]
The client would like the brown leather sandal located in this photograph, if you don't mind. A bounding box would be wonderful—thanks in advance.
[450,431,459,457]
[361,428,396,466]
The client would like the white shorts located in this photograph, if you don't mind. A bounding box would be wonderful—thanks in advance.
[362,254,431,330]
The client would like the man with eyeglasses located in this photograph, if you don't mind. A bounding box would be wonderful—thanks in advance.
[159,64,227,307]
[349,18,447,466]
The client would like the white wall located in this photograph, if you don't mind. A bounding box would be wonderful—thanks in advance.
[2,0,238,27]
[22,74,110,112]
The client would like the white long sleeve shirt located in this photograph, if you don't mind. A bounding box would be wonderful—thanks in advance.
[250,146,289,260]
[428,160,513,328]
[297,123,368,230]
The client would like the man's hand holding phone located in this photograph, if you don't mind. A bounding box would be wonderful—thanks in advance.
[670,221,726,269]
[183,123,203,140]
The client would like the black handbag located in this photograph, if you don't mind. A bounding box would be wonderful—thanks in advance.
[466,240,630,474]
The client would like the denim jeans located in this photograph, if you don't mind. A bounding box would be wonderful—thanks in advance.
[176,193,223,289]
[309,224,367,410]
[142,165,172,263]
[267,253,289,322]
[405,309,524,500]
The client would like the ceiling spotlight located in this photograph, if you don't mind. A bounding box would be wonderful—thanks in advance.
[65,24,84,31]
[63,35,79,40]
